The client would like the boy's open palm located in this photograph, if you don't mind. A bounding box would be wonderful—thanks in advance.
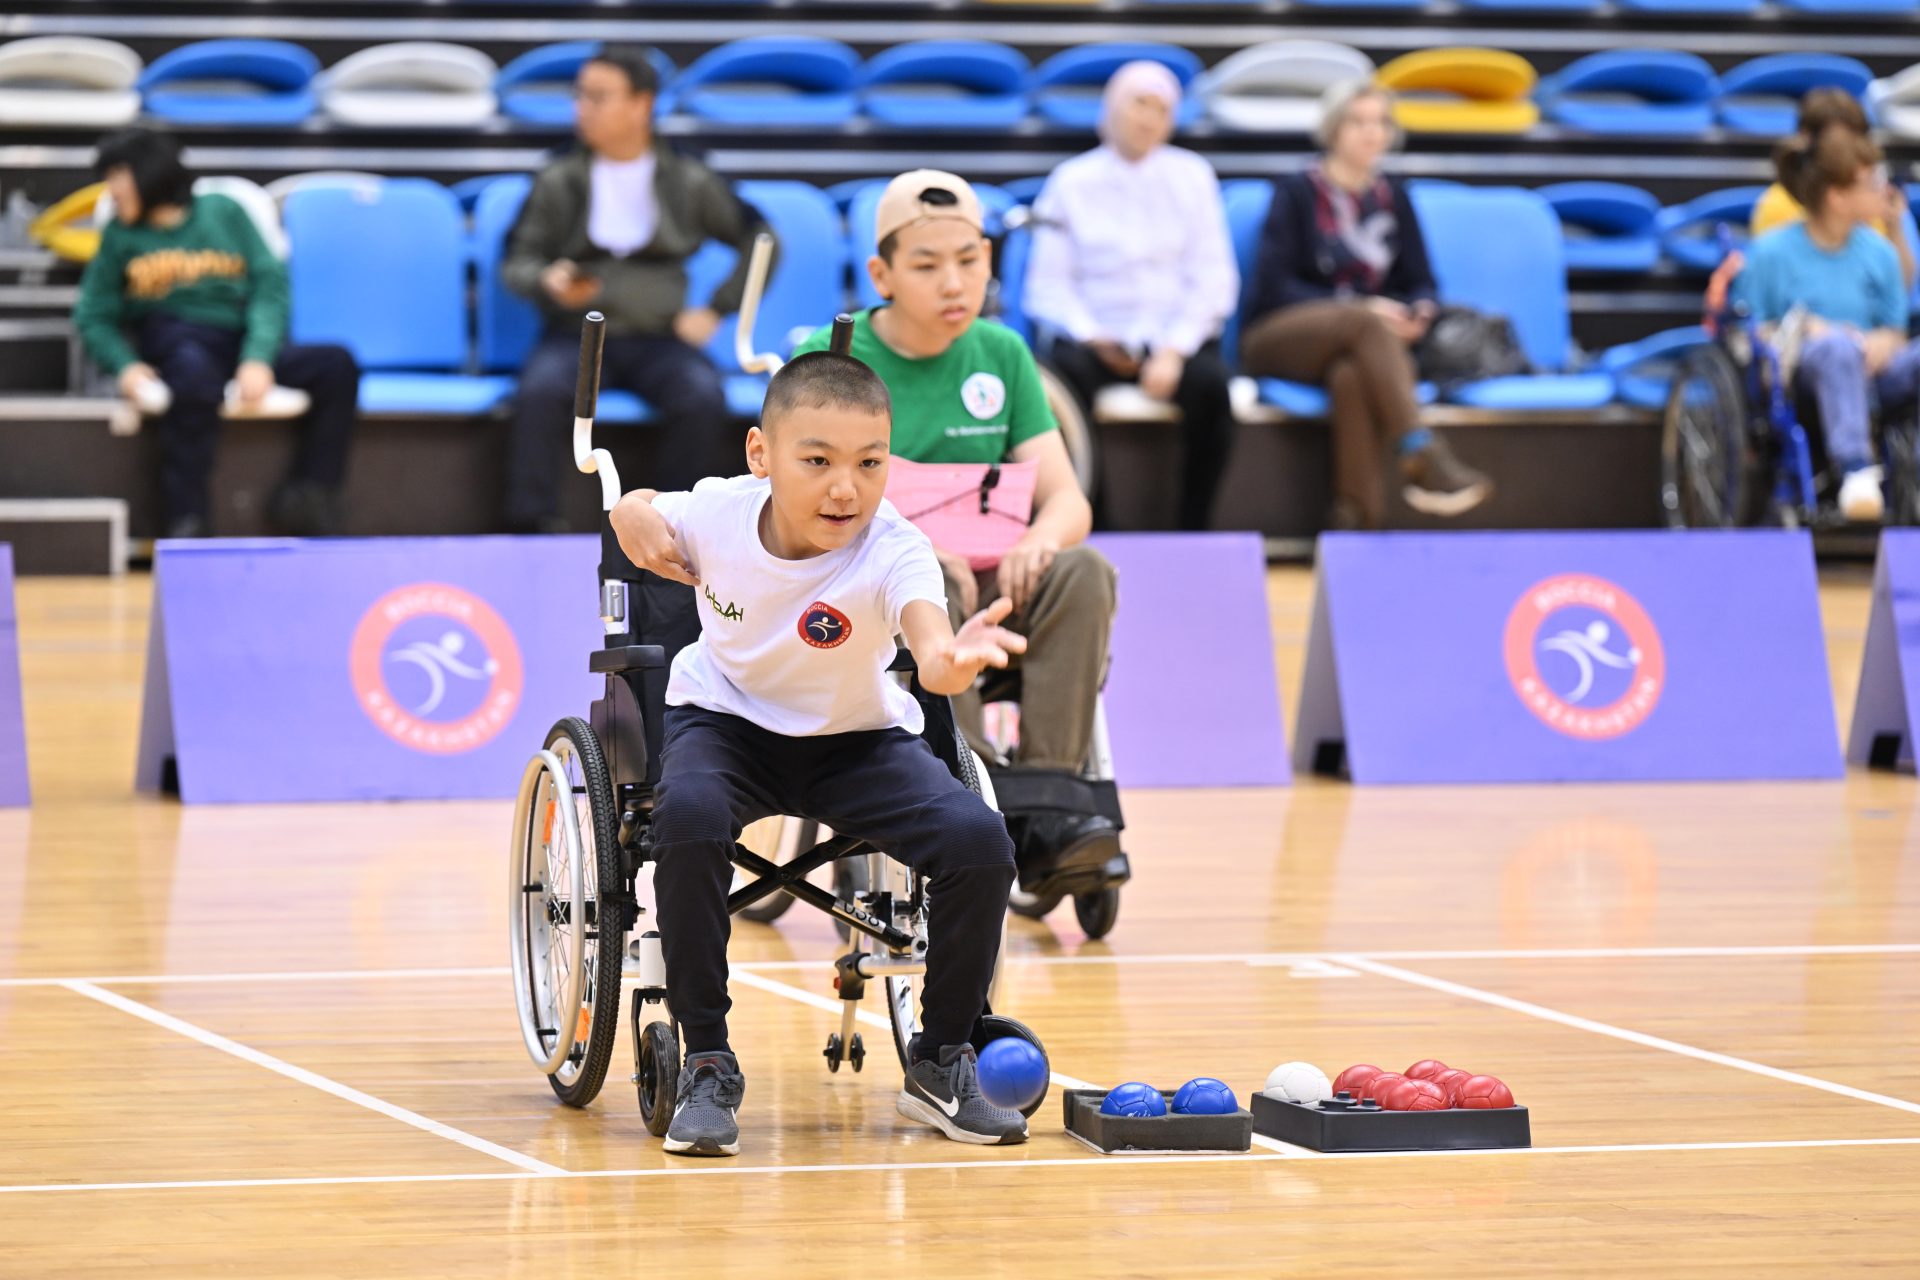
[949,597,1027,678]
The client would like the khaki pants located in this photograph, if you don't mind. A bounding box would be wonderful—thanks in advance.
[1240,300,1422,529]
[940,545,1117,771]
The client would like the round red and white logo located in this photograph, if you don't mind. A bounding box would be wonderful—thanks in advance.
[798,601,852,649]
[349,582,524,754]
[1503,573,1664,741]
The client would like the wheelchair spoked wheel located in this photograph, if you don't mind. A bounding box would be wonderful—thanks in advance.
[1037,361,1098,502]
[507,717,624,1108]
[1661,344,1761,529]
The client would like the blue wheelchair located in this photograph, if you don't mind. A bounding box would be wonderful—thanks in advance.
[1661,253,1920,529]
[506,299,1049,1124]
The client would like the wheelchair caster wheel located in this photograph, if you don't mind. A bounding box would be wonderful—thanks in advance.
[1073,887,1121,941]
[635,1020,678,1138]
[850,1033,865,1073]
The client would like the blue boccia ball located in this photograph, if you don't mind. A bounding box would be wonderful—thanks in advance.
[977,1037,1050,1111]
[1099,1082,1168,1118]
[1172,1077,1238,1115]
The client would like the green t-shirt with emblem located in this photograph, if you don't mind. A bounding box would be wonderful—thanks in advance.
[791,310,1055,463]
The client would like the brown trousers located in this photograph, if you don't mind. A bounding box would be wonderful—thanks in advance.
[940,545,1117,771]
[1240,300,1422,529]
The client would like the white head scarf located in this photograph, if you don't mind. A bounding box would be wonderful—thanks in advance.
[1099,59,1181,143]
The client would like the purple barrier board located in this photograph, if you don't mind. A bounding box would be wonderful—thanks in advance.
[0,545,27,807]
[137,537,604,803]
[1090,532,1289,787]
[1294,531,1842,784]
[1848,530,1920,771]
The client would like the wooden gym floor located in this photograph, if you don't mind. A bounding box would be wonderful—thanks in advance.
[1,565,1916,1277]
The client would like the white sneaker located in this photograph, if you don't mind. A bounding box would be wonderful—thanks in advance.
[1838,466,1885,523]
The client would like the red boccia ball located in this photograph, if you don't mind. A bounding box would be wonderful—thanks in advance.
[1454,1075,1516,1109]
[1333,1064,1384,1097]
[1430,1069,1473,1105]
[1359,1072,1406,1103]
[1405,1059,1449,1081]
[1382,1078,1449,1112]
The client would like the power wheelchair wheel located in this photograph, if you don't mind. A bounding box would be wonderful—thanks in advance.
[1007,888,1063,920]
[1072,888,1121,941]
[507,717,624,1108]
[1662,343,1764,529]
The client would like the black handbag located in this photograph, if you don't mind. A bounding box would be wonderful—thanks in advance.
[1414,305,1532,384]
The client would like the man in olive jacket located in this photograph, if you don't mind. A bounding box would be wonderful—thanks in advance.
[502,45,774,531]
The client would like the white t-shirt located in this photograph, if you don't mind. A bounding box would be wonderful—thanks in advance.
[651,474,949,736]
[588,153,659,257]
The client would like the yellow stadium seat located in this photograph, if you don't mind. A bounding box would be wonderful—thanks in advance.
[1376,47,1539,134]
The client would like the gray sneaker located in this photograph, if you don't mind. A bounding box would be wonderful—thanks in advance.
[897,1044,1029,1145]
[663,1050,744,1157]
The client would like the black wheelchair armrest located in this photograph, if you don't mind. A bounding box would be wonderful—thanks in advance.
[590,645,668,675]
[887,650,918,674]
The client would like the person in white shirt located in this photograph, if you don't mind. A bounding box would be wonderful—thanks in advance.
[609,350,1034,1156]
[1025,60,1240,530]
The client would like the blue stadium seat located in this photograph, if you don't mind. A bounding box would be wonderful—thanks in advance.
[857,40,1031,128]
[1617,0,1756,12]
[285,178,513,415]
[1538,50,1718,136]
[496,41,674,125]
[1780,0,1915,13]
[1540,182,1663,273]
[472,176,845,422]
[1459,0,1600,11]
[1658,186,1768,273]
[1031,43,1203,130]
[847,179,1017,313]
[1717,54,1872,136]
[663,36,859,126]
[1001,175,1048,205]
[139,39,318,125]
[1408,183,1615,409]
[1596,326,1713,409]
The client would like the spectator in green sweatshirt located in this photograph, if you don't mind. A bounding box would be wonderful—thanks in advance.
[73,128,358,537]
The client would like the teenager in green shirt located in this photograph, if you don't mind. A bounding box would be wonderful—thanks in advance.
[73,128,358,538]
[794,170,1122,897]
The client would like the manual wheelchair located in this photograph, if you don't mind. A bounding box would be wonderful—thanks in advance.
[507,302,1049,1124]
[1662,255,1920,529]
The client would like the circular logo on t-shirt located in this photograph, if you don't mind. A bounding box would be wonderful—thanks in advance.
[960,372,1006,420]
[1503,573,1665,741]
[350,582,524,754]
[798,601,852,649]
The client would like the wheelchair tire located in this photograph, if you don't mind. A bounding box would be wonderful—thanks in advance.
[1037,361,1098,501]
[1661,344,1762,529]
[973,1013,1051,1119]
[540,718,624,1108]
[1072,887,1121,941]
[1884,415,1920,526]
[635,1019,679,1138]
[1007,888,1063,920]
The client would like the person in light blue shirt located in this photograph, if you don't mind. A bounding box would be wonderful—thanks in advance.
[1737,126,1915,522]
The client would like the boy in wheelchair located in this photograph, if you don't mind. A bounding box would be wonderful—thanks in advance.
[607,349,1036,1155]
[1737,122,1917,523]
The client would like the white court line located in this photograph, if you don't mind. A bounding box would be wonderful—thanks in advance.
[60,981,565,1176]
[8,1136,1920,1196]
[1334,956,1920,1117]
[6,942,1918,990]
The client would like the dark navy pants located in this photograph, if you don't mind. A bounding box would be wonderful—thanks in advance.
[650,705,1016,1056]
[135,313,358,526]
[505,330,735,528]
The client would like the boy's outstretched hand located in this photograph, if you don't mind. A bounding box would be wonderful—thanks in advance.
[610,491,700,587]
[901,596,1027,696]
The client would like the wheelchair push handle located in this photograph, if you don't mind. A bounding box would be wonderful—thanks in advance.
[575,309,606,422]
[735,232,783,377]
[571,311,622,513]
[829,313,855,356]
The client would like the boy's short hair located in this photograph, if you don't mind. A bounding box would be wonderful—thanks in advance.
[94,127,194,219]
[762,351,892,428]
[585,44,660,97]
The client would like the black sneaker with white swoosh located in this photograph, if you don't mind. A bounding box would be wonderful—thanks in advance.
[897,1044,1028,1145]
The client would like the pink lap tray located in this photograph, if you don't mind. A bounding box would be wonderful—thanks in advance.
[883,457,1037,571]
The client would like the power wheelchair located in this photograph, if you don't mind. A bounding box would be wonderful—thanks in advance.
[1662,248,1920,530]
[507,303,1049,1124]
